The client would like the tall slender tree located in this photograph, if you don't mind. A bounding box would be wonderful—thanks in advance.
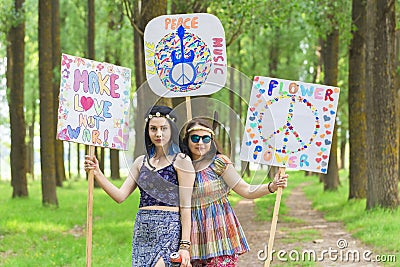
[321,18,340,191]
[365,0,399,209]
[348,0,367,199]
[52,0,66,186]
[39,0,58,206]
[123,0,168,157]
[88,0,95,60]
[7,0,28,197]
[228,65,236,162]
[104,1,125,180]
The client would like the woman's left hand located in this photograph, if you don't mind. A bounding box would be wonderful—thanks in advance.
[271,171,288,192]
[178,249,191,267]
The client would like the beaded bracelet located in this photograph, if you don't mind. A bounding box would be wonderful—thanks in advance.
[179,240,191,245]
[267,182,275,193]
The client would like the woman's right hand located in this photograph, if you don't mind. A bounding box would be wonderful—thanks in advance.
[178,249,191,267]
[84,155,101,176]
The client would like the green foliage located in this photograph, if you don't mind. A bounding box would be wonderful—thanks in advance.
[0,179,139,266]
[0,0,26,39]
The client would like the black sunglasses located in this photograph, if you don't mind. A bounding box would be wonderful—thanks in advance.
[190,134,212,144]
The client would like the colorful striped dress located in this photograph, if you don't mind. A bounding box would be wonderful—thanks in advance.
[190,154,250,260]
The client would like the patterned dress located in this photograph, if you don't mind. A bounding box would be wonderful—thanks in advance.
[191,154,250,264]
[131,155,181,267]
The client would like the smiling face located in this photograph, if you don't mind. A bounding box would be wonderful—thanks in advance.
[148,117,171,149]
[188,129,212,160]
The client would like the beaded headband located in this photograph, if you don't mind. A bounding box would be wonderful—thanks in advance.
[187,125,215,136]
[145,112,176,123]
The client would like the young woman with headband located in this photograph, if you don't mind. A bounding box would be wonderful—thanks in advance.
[182,117,288,266]
[85,106,195,267]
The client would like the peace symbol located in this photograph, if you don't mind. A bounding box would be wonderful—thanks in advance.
[253,94,320,154]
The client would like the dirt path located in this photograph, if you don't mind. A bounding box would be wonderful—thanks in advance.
[235,183,381,267]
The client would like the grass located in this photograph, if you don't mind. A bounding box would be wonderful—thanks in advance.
[253,169,400,266]
[253,170,309,222]
[0,178,139,267]
[301,171,400,265]
[1,170,399,266]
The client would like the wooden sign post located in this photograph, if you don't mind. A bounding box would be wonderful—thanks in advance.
[264,167,285,267]
[86,145,95,267]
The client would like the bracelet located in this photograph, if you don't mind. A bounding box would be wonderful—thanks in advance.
[179,240,191,245]
[267,182,275,193]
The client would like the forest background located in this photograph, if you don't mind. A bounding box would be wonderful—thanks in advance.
[1,0,399,222]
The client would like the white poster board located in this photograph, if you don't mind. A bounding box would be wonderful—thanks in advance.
[56,53,131,150]
[144,13,227,97]
[240,76,340,173]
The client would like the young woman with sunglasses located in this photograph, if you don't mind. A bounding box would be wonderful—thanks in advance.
[182,117,288,267]
[84,106,195,267]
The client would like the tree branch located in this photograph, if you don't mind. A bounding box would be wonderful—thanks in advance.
[122,0,144,36]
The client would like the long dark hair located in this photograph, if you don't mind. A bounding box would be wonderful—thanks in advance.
[182,117,221,161]
[144,105,182,158]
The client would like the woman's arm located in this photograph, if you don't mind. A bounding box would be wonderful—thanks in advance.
[221,164,288,199]
[84,155,141,203]
[174,154,195,264]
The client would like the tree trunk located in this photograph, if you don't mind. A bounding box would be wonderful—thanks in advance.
[99,148,105,173]
[133,27,146,157]
[52,0,65,186]
[27,124,34,179]
[110,149,120,180]
[88,0,95,59]
[105,10,122,180]
[313,38,323,83]
[77,143,81,178]
[130,0,167,158]
[27,87,37,180]
[339,137,346,169]
[7,0,28,197]
[68,143,72,179]
[171,0,208,13]
[365,0,399,209]
[348,0,367,199]
[39,0,58,206]
[268,26,279,76]
[396,30,400,181]
[321,26,340,191]
[229,66,236,163]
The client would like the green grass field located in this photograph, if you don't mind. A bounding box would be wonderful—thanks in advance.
[0,178,138,266]
[1,170,399,266]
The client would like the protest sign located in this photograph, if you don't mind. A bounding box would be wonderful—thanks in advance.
[240,76,340,174]
[144,13,226,97]
[56,53,131,150]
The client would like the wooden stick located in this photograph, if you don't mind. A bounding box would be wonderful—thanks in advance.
[264,167,286,267]
[86,145,95,267]
[185,96,192,120]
